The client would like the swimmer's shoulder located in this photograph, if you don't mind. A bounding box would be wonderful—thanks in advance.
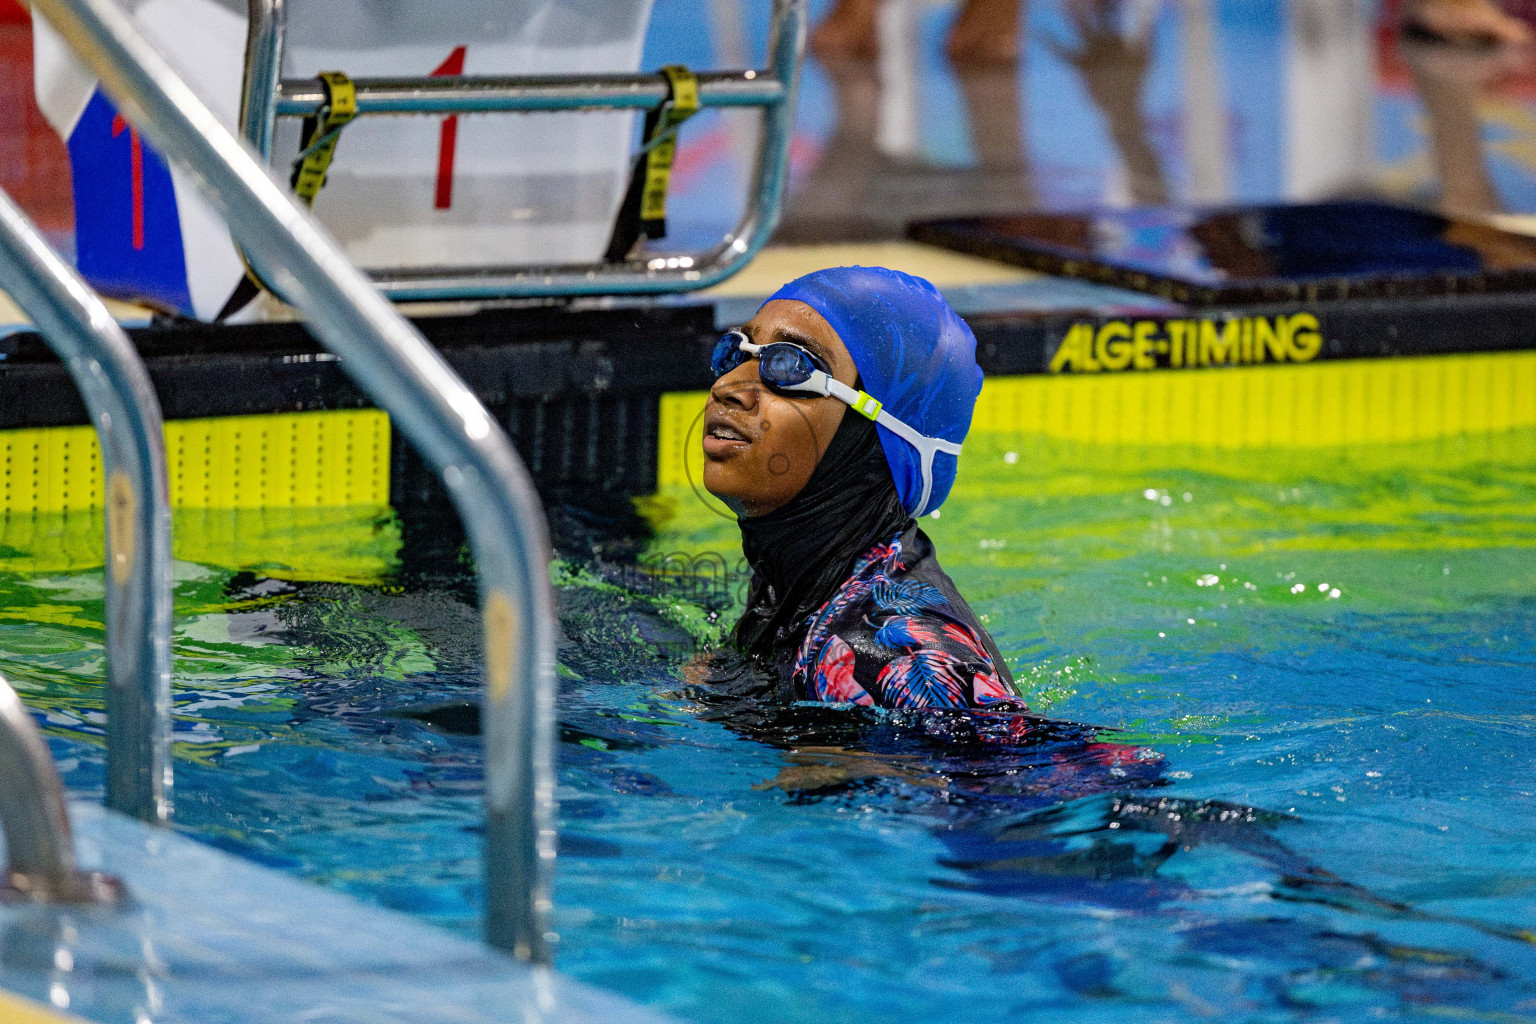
[794,526,1021,709]
[894,526,1015,689]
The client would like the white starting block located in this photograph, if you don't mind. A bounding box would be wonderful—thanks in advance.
[32,0,806,319]
[266,0,656,280]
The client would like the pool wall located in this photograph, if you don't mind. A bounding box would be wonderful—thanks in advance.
[659,347,1536,490]
[5,286,1536,523]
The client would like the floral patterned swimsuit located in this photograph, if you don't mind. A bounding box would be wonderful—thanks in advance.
[791,525,1024,711]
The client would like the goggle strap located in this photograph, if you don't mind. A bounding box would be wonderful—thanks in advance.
[915,447,936,517]
[823,379,959,515]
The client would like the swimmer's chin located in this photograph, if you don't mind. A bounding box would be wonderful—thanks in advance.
[700,473,752,517]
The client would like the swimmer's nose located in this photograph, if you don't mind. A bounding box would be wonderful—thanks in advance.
[709,365,762,410]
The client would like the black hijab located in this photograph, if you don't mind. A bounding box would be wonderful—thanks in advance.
[733,409,912,663]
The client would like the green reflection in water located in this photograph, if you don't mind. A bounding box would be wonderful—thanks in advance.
[641,426,1536,713]
[0,504,402,763]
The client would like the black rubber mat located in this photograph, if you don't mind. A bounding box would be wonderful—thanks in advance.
[909,201,1536,306]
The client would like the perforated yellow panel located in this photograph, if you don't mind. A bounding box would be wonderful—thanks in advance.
[970,349,1536,446]
[655,351,1536,488]
[166,410,389,509]
[0,409,390,513]
[657,390,707,492]
[0,425,103,512]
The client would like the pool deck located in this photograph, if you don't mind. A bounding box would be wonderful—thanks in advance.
[691,240,1167,326]
[0,240,1169,338]
[0,801,675,1024]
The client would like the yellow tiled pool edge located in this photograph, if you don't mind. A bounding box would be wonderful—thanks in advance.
[5,350,1535,512]
[0,408,390,513]
[657,350,1536,489]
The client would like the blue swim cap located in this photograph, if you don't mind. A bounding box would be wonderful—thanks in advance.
[766,266,982,516]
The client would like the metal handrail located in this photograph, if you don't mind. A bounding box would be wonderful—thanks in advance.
[0,189,174,826]
[0,674,126,903]
[239,0,807,302]
[274,71,788,116]
[30,0,559,962]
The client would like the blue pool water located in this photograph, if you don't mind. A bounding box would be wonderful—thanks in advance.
[3,426,1536,1022]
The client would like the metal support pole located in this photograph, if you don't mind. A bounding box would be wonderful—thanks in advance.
[30,0,558,962]
[238,0,284,164]
[0,189,173,826]
[0,675,126,903]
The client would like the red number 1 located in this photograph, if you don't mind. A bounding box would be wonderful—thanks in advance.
[111,113,144,250]
[431,46,467,210]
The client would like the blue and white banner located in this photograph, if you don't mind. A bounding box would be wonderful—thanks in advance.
[33,0,248,320]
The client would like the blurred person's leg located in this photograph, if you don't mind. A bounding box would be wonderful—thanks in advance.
[947,0,1022,63]
[1404,0,1530,45]
[810,0,882,58]
[952,28,1037,209]
[811,0,1021,63]
[772,56,885,241]
[1043,0,1169,204]
[1401,34,1526,214]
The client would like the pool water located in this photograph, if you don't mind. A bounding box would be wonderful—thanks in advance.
[4,423,1536,1022]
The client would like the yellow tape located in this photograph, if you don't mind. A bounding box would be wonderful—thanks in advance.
[107,469,134,585]
[483,589,518,703]
[638,65,700,224]
[656,351,1536,488]
[291,71,357,207]
[0,409,390,514]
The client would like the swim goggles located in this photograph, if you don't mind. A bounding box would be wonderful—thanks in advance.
[710,330,962,516]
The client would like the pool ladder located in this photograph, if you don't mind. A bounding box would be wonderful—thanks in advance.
[0,675,125,905]
[0,184,174,826]
[3,0,579,965]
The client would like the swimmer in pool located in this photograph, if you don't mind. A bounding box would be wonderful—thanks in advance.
[702,266,1023,712]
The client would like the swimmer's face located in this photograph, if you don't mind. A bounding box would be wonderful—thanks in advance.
[702,299,860,517]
